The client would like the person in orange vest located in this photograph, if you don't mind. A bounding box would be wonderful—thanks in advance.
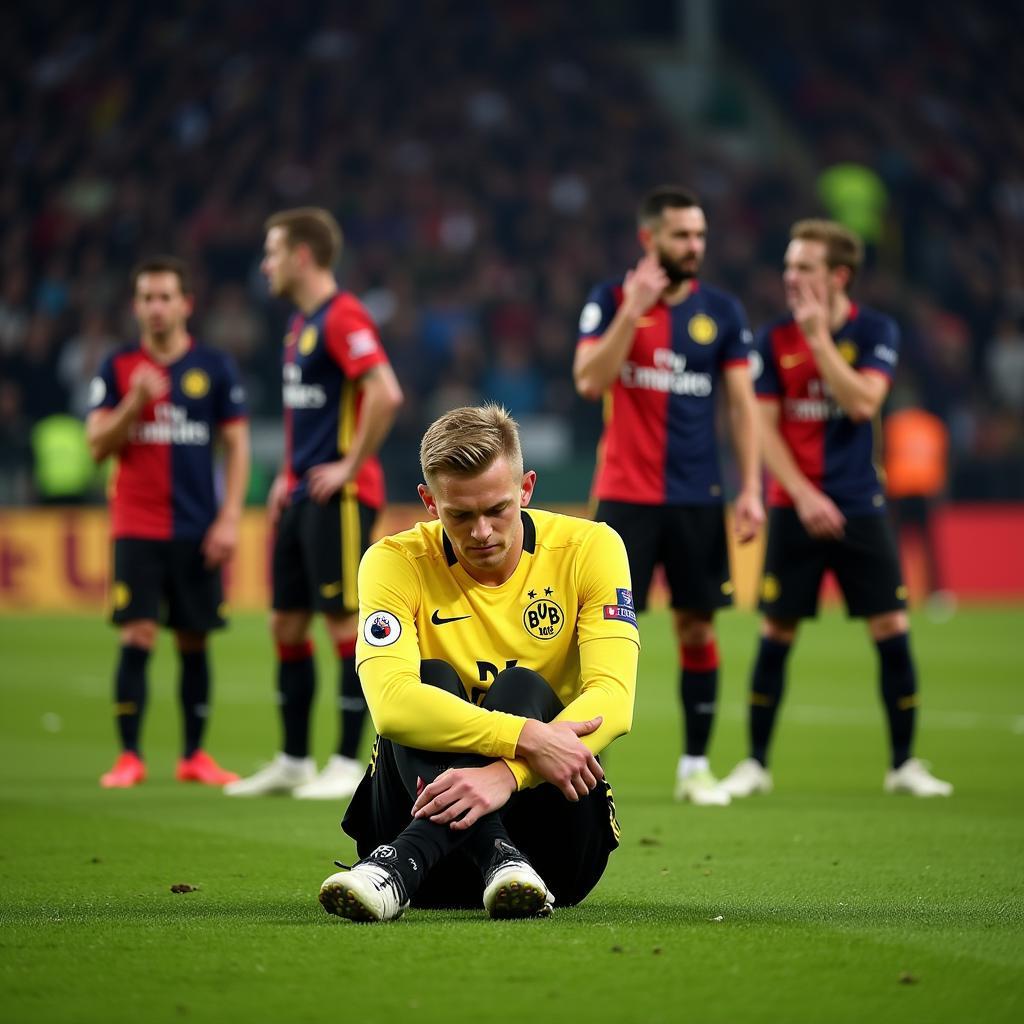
[884,405,953,612]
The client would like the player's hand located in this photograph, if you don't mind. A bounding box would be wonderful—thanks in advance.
[515,717,605,802]
[267,473,290,526]
[733,487,766,544]
[201,514,239,568]
[128,364,168,406]
[794,487,846,539]
[792,279,829,344]
[622,255,669,317]
[306,459,354,504]
[411,762,517,831]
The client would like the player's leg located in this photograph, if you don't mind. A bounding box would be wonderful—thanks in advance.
[834,516,952,796]
[721,508,822,797]
[661,506,732,804]
[101,539,161,788]
[293,496,377,800]
[484,667,619,909]
[325,663,559,920]
[226,502,316,795]
[165,540,237,785]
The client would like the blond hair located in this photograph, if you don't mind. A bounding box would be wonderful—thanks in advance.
[420,404,523,483]
[791,219,864,281]
[265,207,343,268]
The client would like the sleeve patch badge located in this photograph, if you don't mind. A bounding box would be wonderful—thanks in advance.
[615,588,634,609]
[363,610,402,647]
[603,604,638,627]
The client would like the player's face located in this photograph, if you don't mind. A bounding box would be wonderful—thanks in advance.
[783,239,833,309]
[647,206,706,284]
[261,226,299,298]
[133,272,191,339]
[418,457,537,584]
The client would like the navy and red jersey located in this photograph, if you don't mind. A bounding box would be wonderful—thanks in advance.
[754,303,899,515]
[282,292,390,508]
[89,340,247,540]
[577,279,752,505]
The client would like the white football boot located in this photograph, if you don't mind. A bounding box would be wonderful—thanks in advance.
[674,764,731,806]
[223,753,315,796]
[293,755,364,800]
[884,758,953,797]
[482,840,554,919]
[719,758,774,798]
[319,851,411,923]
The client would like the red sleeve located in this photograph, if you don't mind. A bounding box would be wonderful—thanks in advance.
[323,295,390,379]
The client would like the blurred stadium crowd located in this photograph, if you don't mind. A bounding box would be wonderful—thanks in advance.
[1,0,1022,503]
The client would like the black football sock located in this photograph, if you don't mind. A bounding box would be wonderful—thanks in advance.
[376,818,470,899]
[876,632,918,769]
[749,636,792,767]
[336,639,366,760]
[680,641,719,758]
[179,649,210,758]
[277,641,315,759]
[115,644,150,754]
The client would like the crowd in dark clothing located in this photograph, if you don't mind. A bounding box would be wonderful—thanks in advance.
[1,1,1021,502]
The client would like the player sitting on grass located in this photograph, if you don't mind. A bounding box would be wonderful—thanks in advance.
[318,405,639,921]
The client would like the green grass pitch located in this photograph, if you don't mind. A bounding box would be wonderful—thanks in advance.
[1,606,1021,1024]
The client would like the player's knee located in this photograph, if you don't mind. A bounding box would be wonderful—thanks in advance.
[174,630,207,654]
[270,610,311,646]
[868,611,908,642]
[762,617,797,645]
[419,659,468,700]
[323,611,358,645]
[120,620,158,649]
[484,666,562,720]
[673,609,714,646]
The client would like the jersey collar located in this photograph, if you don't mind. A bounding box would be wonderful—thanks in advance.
[441,510,537,567]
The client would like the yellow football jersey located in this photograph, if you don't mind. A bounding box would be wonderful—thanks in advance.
[356,508,640,789]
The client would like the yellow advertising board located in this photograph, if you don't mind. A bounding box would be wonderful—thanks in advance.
[0,506,763,613]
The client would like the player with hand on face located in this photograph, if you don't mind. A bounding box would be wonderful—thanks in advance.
[719,220,953,799]
[575,186,764,806]
[318,405,638,922]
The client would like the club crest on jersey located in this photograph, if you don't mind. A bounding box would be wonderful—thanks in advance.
[298,325,318,356]
[181,368,210,399]
[837,339,859,365]
[523,598,564,640]
[688,313,717,345]
[364,610,401,647]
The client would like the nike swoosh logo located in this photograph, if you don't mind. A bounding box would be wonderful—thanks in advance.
[320,581,344,598]
[780,353,806,369]
[431,609,471,626]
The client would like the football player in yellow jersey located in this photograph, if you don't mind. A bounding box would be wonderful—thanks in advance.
[319,405,640,922]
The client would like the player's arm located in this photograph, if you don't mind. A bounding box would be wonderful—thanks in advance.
[202,420,250,568]
[795,280,889,422]
[573,256,668,399]
[307,363,404,503]
[86,364,167,461]
[760,398,845,539]
[723,362,765,543]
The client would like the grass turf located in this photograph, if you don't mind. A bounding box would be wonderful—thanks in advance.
[0,607,1021,1024]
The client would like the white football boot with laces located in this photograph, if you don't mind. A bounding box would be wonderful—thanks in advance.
[884,758,953,797]
[319,849,411,923]
[482,840,554,919]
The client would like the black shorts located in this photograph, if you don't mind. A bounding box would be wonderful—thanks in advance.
[342,740,620,910]
[759,507,908,619]
[595,500,732,612]
[272,494,377,615]
[111,538,225,632]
